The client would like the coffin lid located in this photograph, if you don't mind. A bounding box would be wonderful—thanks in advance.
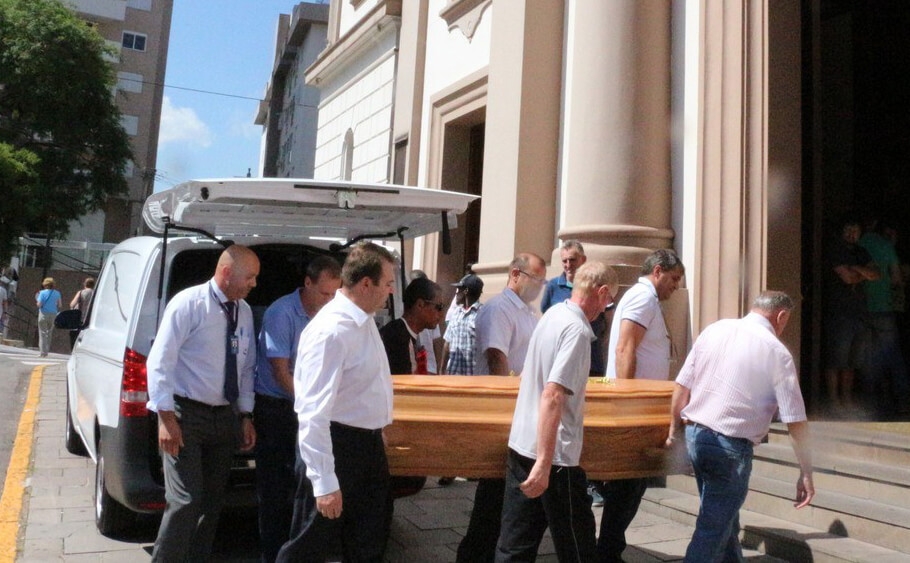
[143,178,478,240]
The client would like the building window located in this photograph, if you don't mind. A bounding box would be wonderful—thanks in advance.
[122,32,147,51]
[117,72,143,93]
[121,115,139,136]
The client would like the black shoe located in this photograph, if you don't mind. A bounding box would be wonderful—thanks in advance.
[438,477,455,486]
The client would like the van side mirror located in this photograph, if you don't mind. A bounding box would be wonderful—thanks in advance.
[54,309,84,330]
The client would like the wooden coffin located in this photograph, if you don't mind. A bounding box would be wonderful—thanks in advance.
[385,375,686,480]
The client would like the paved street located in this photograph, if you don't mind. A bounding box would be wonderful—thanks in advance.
[8,360,785,562]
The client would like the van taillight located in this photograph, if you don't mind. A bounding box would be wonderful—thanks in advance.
[121,348,149,417]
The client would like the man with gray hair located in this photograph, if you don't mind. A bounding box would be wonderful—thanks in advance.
[666,291,813,562]
[598,248,685,561]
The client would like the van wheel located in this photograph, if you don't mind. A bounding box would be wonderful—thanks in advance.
[94,445,136,536]
[64,387,88,457]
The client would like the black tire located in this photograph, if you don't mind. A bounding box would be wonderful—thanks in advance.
[64,386,88,457]
[94,444,137,536]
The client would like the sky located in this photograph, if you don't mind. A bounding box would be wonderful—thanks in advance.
[153,1,326,192]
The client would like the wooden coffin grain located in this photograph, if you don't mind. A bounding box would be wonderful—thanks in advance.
[386,375,686,480]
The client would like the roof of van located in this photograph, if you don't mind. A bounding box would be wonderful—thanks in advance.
[143,178,479,241]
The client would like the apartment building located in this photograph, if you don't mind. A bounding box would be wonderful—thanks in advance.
[256,2,329,179]
[66,0,173,243]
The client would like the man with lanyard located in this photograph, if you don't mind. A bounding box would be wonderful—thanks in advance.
[253,255,341,562]
[277,242,397,562]
[146,245,259,562]
[598,248,685,562]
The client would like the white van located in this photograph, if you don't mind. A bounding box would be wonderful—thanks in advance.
[63,178,476,535]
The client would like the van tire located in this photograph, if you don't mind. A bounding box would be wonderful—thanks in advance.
[64,390,88,457]
[94,444,136,536]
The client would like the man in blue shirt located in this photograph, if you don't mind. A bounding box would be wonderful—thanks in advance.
[253,255,341,562]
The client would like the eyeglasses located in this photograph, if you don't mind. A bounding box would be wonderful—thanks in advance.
[519,270,546,284]
[423,299,446,312]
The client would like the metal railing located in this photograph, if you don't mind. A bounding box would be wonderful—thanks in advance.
[16,236,115,272]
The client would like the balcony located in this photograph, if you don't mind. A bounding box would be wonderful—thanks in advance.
[66,0,127,22]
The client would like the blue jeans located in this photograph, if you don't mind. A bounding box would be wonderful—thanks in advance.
[684,423,753,563]
[863,313,910,413]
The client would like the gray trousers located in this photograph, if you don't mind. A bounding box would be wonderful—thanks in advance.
[37,311,55,355]
[151,397,238,562]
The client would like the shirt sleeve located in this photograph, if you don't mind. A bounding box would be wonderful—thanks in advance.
[771,345,807,423]
[546,324,591,396]
[146,293,194,412]
[540,281,555,313]
[620,287,657,328]
[295,322,347,497]
[476,302,514,358]
[262,302,294,359]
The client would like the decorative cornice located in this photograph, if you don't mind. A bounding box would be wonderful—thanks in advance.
[438,0,492,41]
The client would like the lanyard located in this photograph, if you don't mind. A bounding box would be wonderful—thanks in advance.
[209,285,238,332]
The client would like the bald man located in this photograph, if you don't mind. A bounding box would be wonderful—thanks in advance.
[147,244,260,561]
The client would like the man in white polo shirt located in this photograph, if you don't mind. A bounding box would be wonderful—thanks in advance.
[666,291,814,562]
[598,248,685,562]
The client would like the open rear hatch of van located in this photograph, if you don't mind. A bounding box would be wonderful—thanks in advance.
[143,178,478,242]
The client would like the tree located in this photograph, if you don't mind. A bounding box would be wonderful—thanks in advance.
[0,0,132,258]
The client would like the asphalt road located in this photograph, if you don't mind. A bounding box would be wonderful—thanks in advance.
[0,349,37,486]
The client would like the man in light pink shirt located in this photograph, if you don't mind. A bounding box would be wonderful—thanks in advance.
[666,291,814,562]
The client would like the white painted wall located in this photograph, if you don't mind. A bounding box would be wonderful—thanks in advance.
[312,29,397,182]
[415,0,493,188]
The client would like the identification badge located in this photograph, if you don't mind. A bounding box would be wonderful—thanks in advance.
[230,335,239,355]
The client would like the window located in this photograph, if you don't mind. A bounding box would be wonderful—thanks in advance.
[120,115,139,136]
[117,72,143,93]
[122,32,147,51]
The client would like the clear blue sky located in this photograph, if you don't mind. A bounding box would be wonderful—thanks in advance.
[154,1,325,191]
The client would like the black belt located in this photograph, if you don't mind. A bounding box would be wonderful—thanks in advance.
[330,421,383,436]
[174,395,232,411]
[254,393,293,406]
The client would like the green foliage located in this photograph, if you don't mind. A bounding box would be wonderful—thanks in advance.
[0,142,40,261]
[0,0,131,251]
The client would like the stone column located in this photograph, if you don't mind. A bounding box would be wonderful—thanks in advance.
[558,0,673,270]
[475,0,564,281]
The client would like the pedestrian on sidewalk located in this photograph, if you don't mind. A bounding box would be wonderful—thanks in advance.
[35,277,62,357]
[666,290,814,563]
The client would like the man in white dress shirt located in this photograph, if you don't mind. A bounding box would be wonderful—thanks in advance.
[277,242,397,562]
[598,248,685,562]
[666,291,814,562]
[146,244,259,562]
[457,252,547,563]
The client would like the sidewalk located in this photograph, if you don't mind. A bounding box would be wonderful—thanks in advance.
[15,364,784,562]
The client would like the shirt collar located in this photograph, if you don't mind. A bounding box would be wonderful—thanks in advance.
[504,287,534,314]
[402,318,420,339]
[209,279,230,303]
[637,276,658,298]
[334,289,372,326]
[744,311,776,335]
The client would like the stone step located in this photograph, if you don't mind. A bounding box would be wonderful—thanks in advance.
[641,487,910,562]
[766,422,910,467]
[665,470,910,554]
[752,442,910,506]
[0,338,25,347]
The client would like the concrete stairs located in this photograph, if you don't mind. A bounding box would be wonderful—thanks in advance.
[640,422,910,562]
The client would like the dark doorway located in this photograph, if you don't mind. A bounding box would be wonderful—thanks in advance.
[804,0,910,417]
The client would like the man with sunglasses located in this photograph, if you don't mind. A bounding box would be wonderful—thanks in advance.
[380,276,445,375]
[457,252,547,563]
